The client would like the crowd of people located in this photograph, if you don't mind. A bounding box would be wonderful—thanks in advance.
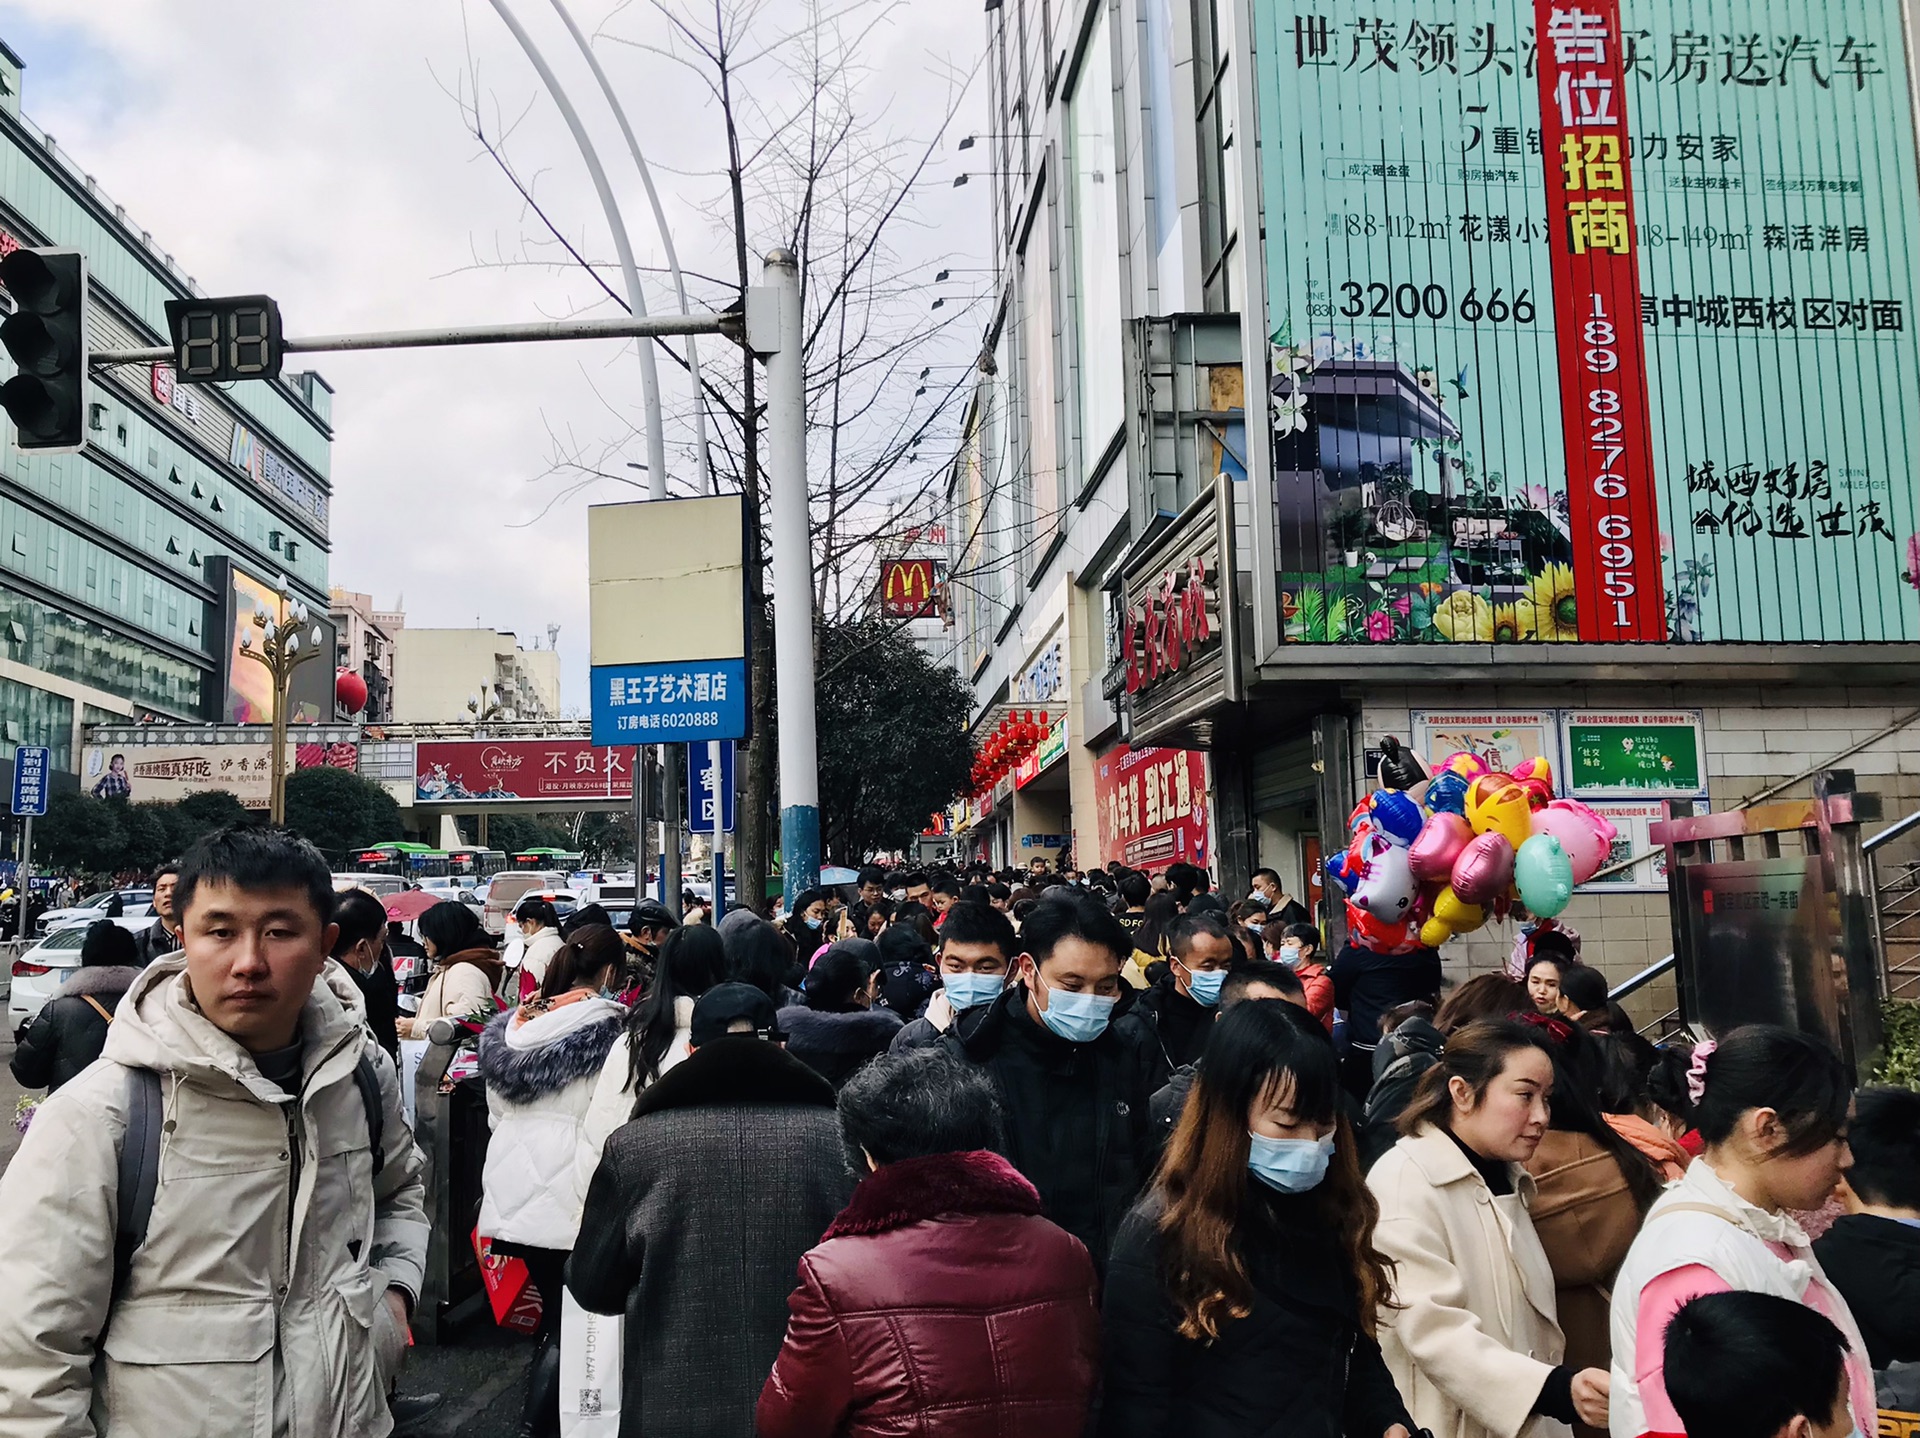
[0,834,1914,1438]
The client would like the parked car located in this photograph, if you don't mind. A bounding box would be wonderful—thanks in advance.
[35,889,154,938]
[9,918,151,1035]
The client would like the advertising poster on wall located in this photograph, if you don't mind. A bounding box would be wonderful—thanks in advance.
[415,741,632,804]
[1408,709,1560,777]
[1253,0,1920,646]
[1578,798,1695,890]
[1093,745,1212,871]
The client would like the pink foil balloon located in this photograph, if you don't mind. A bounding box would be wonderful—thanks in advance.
[1450,832,1516,906]
[1408,811,1474,883]
[1437,750,1490,781]
[1530,799,1619,884]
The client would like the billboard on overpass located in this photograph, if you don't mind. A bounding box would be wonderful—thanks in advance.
[415,740,632,803]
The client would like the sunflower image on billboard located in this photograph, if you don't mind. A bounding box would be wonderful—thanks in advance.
[1254,1,1920,645]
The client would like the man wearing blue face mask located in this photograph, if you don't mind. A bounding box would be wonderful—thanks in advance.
[943,890,1155,1273]
[1112,911,1236,1089]
[891,901,1017,1052]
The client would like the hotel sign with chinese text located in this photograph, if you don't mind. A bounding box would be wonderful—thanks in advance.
[1254,1,1920,646]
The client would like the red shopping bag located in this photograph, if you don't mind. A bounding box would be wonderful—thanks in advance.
[473,1229,545,1334]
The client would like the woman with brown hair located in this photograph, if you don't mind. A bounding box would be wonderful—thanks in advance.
[1366,1018,1610,1438]
[1101,1000,1414,1438]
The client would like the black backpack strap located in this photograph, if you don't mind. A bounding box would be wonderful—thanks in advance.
[352,1051,385,1178]
[113,1067,162,1300]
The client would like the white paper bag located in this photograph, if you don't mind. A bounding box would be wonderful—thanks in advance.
[559,1289,622,1437]
[397,1039,429,1129]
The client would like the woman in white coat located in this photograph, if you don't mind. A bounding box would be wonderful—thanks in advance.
[477,926,626,1437]
[1366,1017,1612,1438]
[505,898,566,1003]
[579,923,728,1165]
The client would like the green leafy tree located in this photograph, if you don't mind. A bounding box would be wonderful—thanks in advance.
[815,618,973,863]
[576,811,635,868]
[282,767,403,860]
[36,792,128,872]
[119,801,173,872]
[479,812,577,856]
[171,789,253,850]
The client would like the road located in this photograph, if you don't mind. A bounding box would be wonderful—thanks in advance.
[0,999,533,1438]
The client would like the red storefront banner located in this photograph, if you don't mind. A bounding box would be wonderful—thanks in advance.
[1535,0,1665,640]
[1092,746,1210,873]
[415,740,631,803]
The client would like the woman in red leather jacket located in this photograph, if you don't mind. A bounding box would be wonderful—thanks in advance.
[756,1046,1102,1438]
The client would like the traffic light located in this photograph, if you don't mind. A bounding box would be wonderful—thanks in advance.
[163,295,283,384]
[0,247,88,453]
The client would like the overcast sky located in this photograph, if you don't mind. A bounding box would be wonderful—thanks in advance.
[3,0,987,713]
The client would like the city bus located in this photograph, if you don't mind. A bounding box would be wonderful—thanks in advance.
[445,846,507,881]
[350,842,441,877]
[510,848,585,872]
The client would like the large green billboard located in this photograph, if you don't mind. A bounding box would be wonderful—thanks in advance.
[1252,1,1920,644]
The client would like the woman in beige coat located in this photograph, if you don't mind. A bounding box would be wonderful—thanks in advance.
[398,900,504,1039]
[1366,1018,1611,1438]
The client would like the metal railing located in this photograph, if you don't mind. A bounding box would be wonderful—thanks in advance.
[1867,809,1920,1003]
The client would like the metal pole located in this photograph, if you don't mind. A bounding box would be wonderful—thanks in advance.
[662,751,683,919]
[487,0,668,502]
[89,311,731,367]
[19,813,32,940]
[759,249,819,909]
[546,0,711,492]
[632,750,649,903]
[708,738,724,923]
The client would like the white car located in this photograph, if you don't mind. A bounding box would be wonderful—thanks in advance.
[35,889,154,938]
[9,918,151,1034]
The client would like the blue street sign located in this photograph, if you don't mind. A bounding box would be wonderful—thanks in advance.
[11,745,50,817]
[687,741,736,834]
[590,657,749,748]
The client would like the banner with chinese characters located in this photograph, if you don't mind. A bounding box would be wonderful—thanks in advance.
[1093,745,1212,872]
[1254,2,1920,645]
[414,741,631,803]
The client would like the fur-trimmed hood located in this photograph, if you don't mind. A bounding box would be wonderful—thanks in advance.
[822,1149,1041,1240]
[59,964,142,1001]
[775,1004,903,1056]
[478,997,625,1103]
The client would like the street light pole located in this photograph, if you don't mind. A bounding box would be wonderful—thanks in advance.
[756,249,819,909]
[237,581,324,825]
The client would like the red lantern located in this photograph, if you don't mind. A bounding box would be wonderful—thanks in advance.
[335,669,369,715]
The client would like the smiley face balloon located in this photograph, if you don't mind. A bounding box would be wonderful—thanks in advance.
[1465,774,1536,851]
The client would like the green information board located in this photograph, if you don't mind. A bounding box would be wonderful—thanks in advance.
[1562,709,1707,795]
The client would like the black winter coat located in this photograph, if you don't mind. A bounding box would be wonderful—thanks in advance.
[567,1035,852,1438]
[1812,1213,1920,1369]
[1101,1188,1413,1438]
[131,918,180,967]
[1113,976,1215,1089]
[944,985,1156,1273]
[1328,943,1442,1050]
[338,954,401,1059]
[10,965,141,1091]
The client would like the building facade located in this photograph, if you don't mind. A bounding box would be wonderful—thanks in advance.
[0,37,335,823]
[329,587,397,722]
[392,628,561,724]
[947,0,1920,1013]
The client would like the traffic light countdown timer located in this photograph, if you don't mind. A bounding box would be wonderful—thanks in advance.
[0,247,88,453]
[163,295,284,384]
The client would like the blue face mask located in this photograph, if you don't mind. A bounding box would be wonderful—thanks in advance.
[803,915,822,930]
[1247,1131,1335,1193]
[941,971,1004,1011]
[1277,942,1303,968]
[1183,965,1227,1007]
[1031,969,1117,1043]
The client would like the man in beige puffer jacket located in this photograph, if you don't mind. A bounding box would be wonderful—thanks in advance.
[0,826,428,1438]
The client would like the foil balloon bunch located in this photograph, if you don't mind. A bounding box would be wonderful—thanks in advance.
[1327,737,1619,953]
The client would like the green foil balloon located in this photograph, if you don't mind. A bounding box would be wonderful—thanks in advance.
[1514,834,1575,919]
